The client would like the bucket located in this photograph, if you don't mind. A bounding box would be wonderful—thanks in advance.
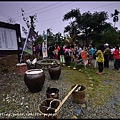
[46,87,59,99]
[71,84,86,103]
[38,98,62,119]
[16,63,27,75]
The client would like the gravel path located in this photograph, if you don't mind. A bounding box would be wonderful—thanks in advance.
[0,63,120,119]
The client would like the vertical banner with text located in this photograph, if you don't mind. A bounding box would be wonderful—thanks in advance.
[23,27,38,55]
[42,31,48,58]
[20,27,38,62]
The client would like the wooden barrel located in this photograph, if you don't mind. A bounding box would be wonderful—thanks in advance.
[71,84,86,103]
[38,98,62,119]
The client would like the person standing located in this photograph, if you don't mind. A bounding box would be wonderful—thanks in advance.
[48,45,54,59]
[33,44,36,56]
[88,45,95,67]
[58,45,65,65]
[113,45,120,70]
[37,43,42,55]
[103,44,111,69]
[96,44,105,75]
[54,45,59,60]
[64,46,71,66]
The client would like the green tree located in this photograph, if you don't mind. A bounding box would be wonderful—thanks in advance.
[63,9,109,46]
[46,28,55,45]
[101,26,120,47]
[63,9,81,43]
[34,35,43,46]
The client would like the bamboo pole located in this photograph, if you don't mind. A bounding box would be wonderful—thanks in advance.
[55,84,78,113]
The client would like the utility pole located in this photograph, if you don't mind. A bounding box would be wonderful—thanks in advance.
[29,15,35,30]
[21,8,37,33]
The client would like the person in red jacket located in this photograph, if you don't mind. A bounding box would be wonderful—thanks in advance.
[113,45,120,70]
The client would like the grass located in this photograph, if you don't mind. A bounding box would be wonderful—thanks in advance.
[62,64,120,106]
[114,102,120,112]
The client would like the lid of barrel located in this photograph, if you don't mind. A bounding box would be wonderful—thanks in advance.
[25,69,43,74]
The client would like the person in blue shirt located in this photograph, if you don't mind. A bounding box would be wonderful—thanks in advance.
[88,45,95,67]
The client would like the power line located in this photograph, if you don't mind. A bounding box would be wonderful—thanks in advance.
[13,1,64,20]
[1,2,119,27]
[11,2,46,17]
[25,1,63,15]
[41,3,117,22]
[89,2,120,11]
[32,2,120,24]
[0,2,62,22]
[15,2,70,21]
[37,2,70,14]
[39,16,63,22]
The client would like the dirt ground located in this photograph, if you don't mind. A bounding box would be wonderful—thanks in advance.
[0,54,120,119]
[0,55,19,73]
[0,54,39,74]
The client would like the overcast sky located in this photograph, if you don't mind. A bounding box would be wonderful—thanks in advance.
[0,1,120,37]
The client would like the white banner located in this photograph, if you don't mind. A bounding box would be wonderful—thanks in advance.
[42,31,48,58]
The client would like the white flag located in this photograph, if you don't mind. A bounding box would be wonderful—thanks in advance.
[42,31,48,58]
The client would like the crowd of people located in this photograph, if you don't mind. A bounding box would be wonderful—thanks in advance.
[33,42,120,75]
[96,43,120,74]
